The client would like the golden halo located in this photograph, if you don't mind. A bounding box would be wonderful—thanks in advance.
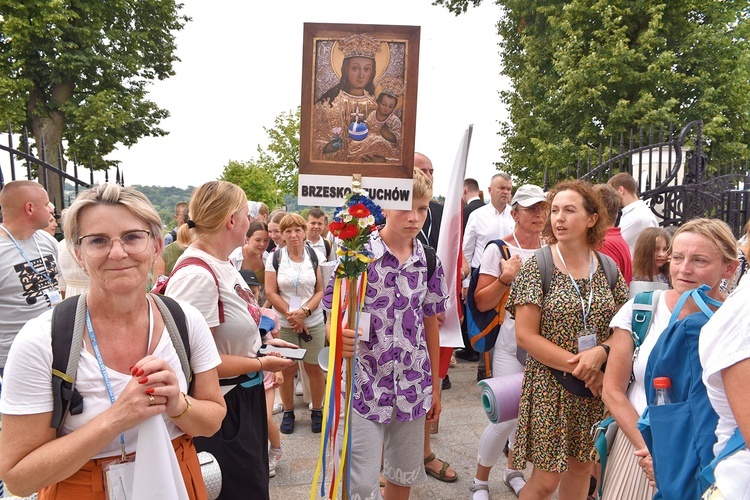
[331,40,390,84]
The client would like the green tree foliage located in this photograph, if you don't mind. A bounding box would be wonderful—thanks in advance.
[219,160,279,207]
[435,0,750,183]
[0,0,188,201]
[256,108,301,196]
[131,185,194,231]
[220,108,300,205]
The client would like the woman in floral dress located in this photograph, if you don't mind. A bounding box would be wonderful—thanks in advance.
[509,180,628,499]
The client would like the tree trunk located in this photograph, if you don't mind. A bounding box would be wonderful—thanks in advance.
[27,82,73,211]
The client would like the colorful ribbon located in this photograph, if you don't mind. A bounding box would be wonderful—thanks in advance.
[311,273,368,499]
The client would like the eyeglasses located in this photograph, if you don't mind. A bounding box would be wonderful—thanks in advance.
[78,230,152,257]
[518,205,544,214]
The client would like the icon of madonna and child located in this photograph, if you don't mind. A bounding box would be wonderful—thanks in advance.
[312,33,407,164]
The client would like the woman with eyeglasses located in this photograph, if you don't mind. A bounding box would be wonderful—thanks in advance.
[0,184,226,499]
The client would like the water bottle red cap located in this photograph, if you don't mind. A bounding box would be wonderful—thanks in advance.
[653,377,672,389]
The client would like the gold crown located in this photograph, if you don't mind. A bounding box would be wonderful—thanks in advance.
[378,76,405,98]
[339,34,381,59]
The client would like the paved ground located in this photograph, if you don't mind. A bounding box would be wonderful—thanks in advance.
[268,357,533,500]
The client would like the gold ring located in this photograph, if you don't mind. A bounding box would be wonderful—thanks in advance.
[148,394,155,406]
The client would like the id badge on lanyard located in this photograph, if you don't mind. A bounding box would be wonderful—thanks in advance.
[102,456,136,500]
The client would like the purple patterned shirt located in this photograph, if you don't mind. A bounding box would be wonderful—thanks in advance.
[323,235,449,424]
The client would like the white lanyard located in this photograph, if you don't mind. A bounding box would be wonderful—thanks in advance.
[419,206,432,244]
[555,244,594,330]
[285,248,305,293]
[0,224,53,284]
[512,232,529,263]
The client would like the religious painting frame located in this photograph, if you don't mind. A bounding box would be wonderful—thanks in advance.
[299,23,420,209]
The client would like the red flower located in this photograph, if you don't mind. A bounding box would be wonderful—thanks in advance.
[337,224,359,240]
[348,203,370,218]
[329,220,346,233]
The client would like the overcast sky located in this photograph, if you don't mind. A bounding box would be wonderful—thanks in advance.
[111,0,511,198]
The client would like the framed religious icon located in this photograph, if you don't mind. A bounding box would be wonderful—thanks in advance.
[299,23,420,209]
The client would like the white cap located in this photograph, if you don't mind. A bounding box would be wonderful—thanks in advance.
[511,184,546,207]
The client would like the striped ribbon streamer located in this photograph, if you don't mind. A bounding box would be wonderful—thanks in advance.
[310,274,367,499]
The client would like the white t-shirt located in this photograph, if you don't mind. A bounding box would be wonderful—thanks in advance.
[307,237,336,262]
[167,246,262,360]
[479,240,536,357]
[609,291,672,413]
[463,203,516,268]
[0,301,220,458]
[619,200,658,256]
[265,247,325,328]
[700,280,750,498]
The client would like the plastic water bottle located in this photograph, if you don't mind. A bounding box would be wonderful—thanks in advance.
[653,376,672,405]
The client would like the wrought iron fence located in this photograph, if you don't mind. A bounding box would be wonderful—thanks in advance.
[0,124,123,212]
[544,121,750,237]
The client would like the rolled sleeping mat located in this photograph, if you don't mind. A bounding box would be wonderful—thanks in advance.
[478,372,524,424]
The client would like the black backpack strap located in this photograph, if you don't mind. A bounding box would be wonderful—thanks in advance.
[272,248,281,272]
[596,251,620,292]
[535,245,554,296]
[51,293,87,430]
[306,245,320,274]
[324,238,332,260]
[150,294,193,395]
[423,245,437,282]
[486,239,511,261]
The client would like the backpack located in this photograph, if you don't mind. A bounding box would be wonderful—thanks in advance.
[516,245,620,365]
[639,285,723,500]
[307,238,332,261]
[466,239,512,353]
[50,293,193,430]
[594,288,664,497]
[630,289,664,357]
[152,256,225,323]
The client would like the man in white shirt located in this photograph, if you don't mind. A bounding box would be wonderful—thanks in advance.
[608,172,658,256]
[460,173,515,376]
[306,207,335,262]
[0,181,60,375]
[463,173,515,270]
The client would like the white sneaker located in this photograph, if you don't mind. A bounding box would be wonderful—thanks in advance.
[269,446,282,478]
[272,403,283,415]
[295,379,303,396]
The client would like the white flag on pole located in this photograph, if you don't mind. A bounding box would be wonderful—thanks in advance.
[436,125,473,347]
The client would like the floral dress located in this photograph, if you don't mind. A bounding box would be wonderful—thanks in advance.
[508,254,628,473]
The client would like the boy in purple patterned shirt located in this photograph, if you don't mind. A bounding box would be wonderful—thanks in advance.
[323,169,449,499]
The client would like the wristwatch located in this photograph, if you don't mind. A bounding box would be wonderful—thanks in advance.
[599,344,611,358]
[301,306,312,317]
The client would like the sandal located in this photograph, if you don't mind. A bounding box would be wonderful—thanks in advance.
[470,482,489,499]
[503,470,526,497]
[423,452,458,482]
[280,410,295,434]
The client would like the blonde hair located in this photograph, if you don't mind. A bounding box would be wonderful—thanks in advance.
[63,184,162,248]
[180,181,246,242]
[413,167,433,200]
[670,218,738,263]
